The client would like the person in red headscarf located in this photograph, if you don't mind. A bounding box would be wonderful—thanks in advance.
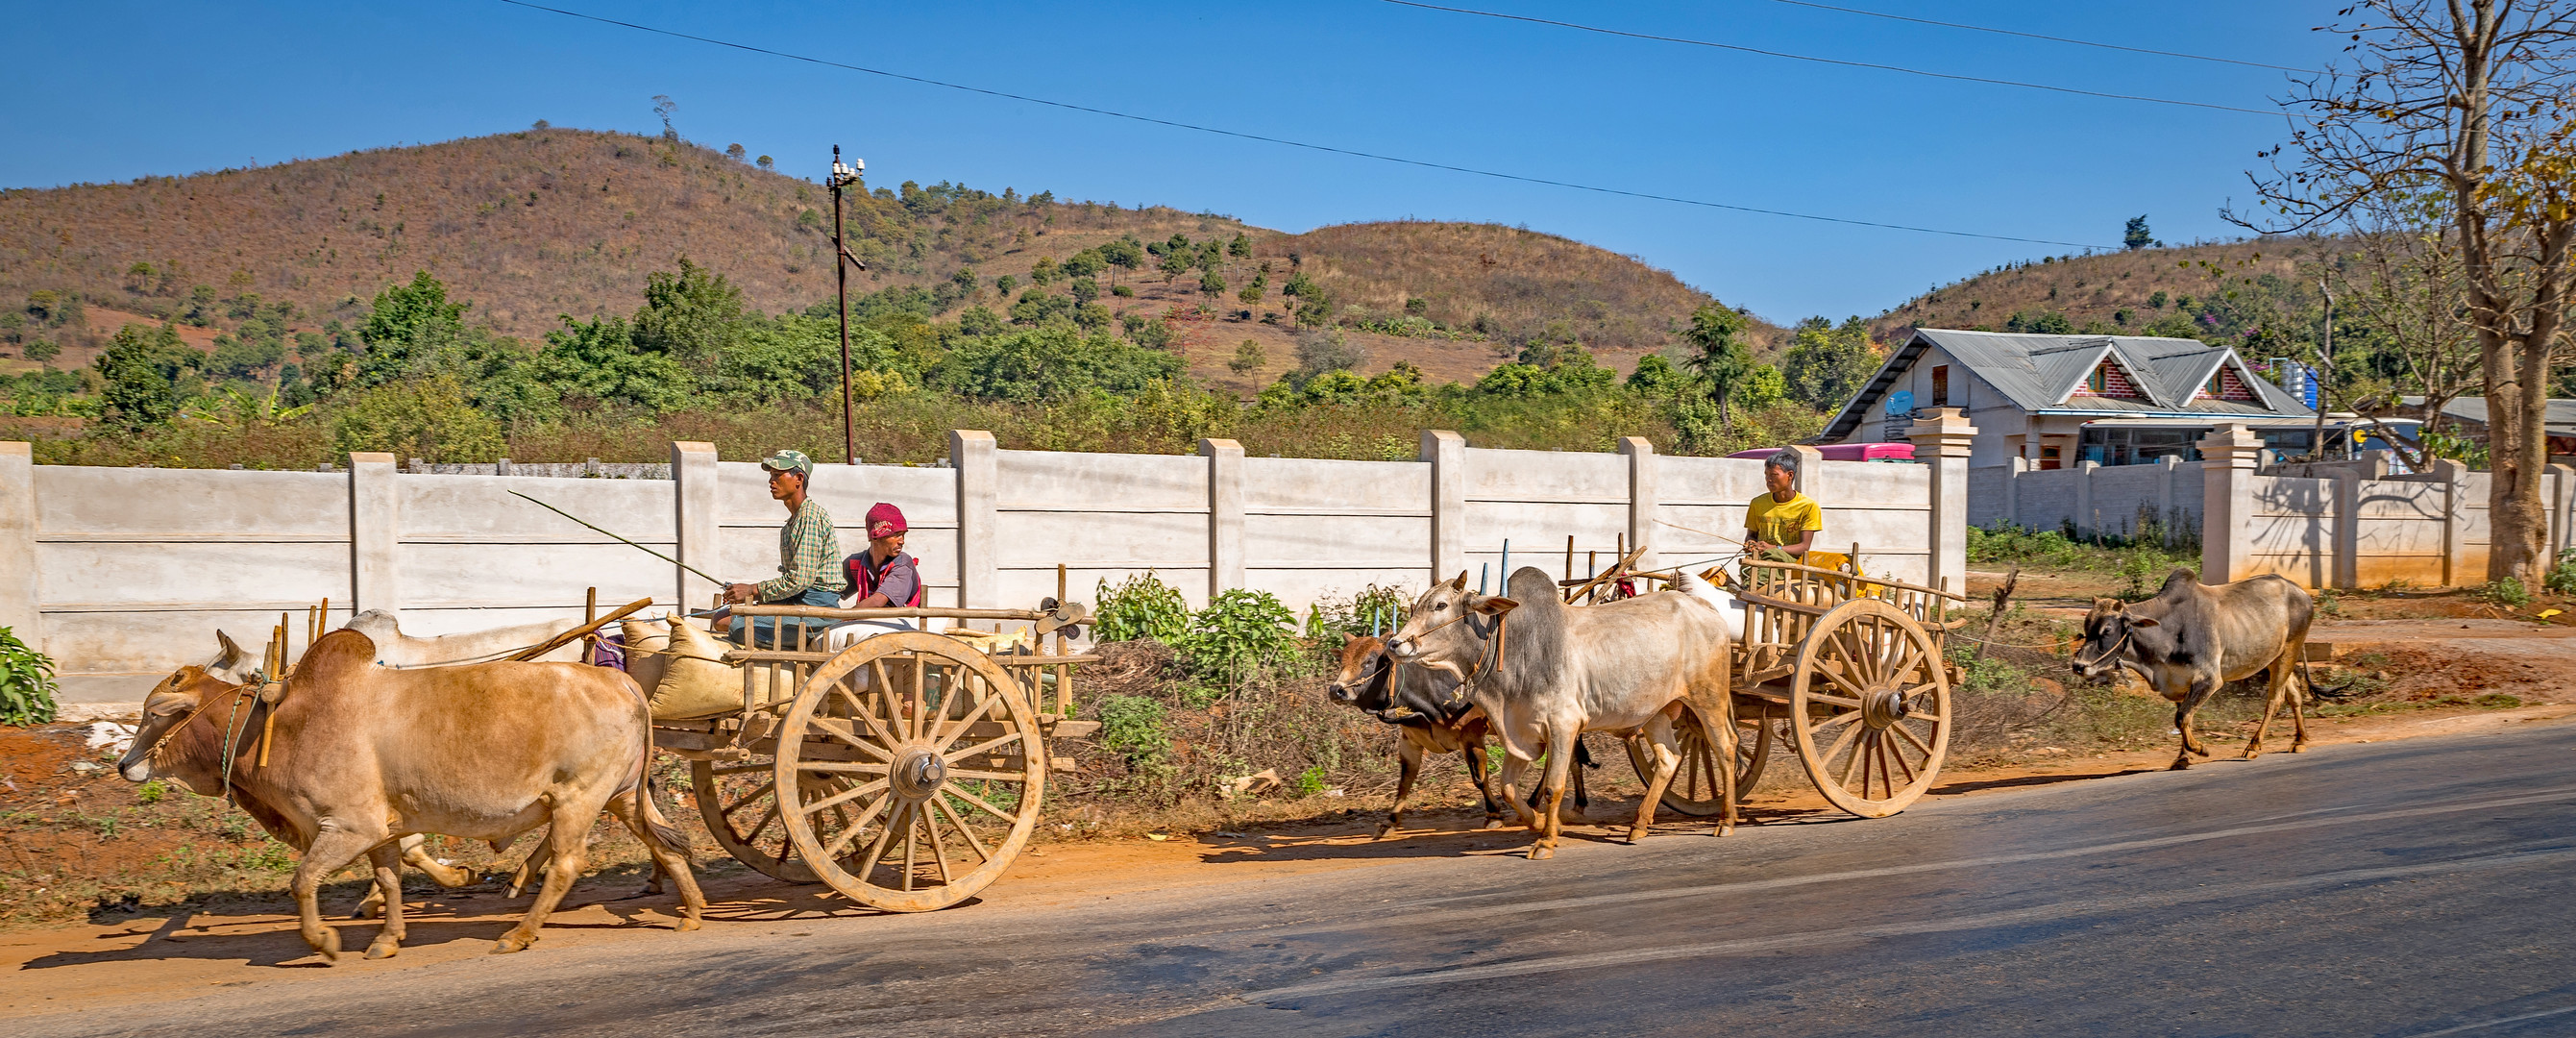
[844,502,924,607]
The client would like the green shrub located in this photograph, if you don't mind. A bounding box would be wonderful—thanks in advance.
[2546,550,2576,596]
[1092,572,1190,644]
[2485,577,2532,608]
[1176,589,1301,684]
[135,779,168,805]
[0,626,58,727]
[1094,694,1171,773]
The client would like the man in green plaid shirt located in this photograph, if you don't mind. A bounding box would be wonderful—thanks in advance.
[724,450,848,645]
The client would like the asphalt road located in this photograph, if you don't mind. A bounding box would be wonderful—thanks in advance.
[21,722,2576,1038]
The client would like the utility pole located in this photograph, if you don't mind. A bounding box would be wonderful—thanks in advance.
[2313,278,2332,462]
[827,145,867,465]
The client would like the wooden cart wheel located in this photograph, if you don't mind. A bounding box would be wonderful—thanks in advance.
[773,631,1046,913]
[1788,598,1951,818]
[691,754,822,883]
[1625,705,1772,815]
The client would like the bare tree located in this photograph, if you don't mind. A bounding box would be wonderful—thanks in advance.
[2316,214,2488,469]
[2236,0,2576,583]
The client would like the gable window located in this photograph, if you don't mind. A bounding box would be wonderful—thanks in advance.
[1930,365,1950,408]
[2080,360,2139,398]
[2205,372,2223,398]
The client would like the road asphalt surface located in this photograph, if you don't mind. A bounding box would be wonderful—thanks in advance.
[18,721,2576,1037]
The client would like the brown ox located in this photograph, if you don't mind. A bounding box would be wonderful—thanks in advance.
[2072,569,2316,771]
[181,632,481,918]
[116,629,703,960]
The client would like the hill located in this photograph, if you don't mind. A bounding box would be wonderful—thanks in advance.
[0,128,1760,391]
[1867,237,2339,342]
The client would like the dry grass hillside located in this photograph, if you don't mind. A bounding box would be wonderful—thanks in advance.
[0,127,1261,338]
[0,129,1752,389]
[1869,237,2344,340]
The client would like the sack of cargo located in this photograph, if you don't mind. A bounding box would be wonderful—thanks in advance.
[650,619,773,720]
[620,618,674,697]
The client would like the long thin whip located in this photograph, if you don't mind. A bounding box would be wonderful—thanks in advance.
[511,491,724,586]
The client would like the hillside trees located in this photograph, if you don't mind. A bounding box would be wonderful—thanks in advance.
[2245,0,2576,584]
[96,322,198,428]
[1680,303,1754,430]
[631,257,746,366]
[1781,317,1882,411]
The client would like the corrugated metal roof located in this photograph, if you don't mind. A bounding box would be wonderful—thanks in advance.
[2426,396,2576,435]
[1822,328,2312,441]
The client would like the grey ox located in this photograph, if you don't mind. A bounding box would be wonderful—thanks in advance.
[1386,566,1737,859]
[2072,569,2316,771]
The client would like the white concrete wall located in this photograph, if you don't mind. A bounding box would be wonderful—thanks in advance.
[8,429,1969,703]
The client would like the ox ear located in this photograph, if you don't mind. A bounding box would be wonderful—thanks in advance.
[1474,595,1520,617]
[2130,615,2161,628]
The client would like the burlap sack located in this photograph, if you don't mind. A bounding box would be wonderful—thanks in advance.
[620,618,673,698]
[650,620,773,720]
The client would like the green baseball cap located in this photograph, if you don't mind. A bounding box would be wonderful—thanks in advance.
[760,450,814,478]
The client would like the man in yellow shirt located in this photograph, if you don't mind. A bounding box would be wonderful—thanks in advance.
[1744,448,1822,562]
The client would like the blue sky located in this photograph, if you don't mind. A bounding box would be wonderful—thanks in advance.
[0,1,2340,323]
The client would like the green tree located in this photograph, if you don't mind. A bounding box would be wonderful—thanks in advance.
[1158,250,1190,284]
[1681,303,1753,430]
[1029,256,1058,287]
[2124,215,2153,251]
[1199,270,1227,297]
[1227,233,1252,260]
[1100,236,1145,287]
[994,273,1018,296]
[329,375,504,461]
[356,271,468,383]
[1070,277,1100,306]
[527,314,694,411]
[933,326,1184,402]
[23,338,59,364]
[1239,273,1267,308]
[1064,249,1106,280]
[631,257,746,366]
[95,322,197,428]
[1229,339,1265,375]
[1780,317,1883,410]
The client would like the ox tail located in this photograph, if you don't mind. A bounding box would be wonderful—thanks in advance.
[616,668,690,856]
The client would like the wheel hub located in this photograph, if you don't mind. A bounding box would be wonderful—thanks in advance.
[1861,687,1911,730]
[891,747,947,801]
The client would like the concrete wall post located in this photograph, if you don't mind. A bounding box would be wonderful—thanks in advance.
[1200,438,1246,599]
[2550,463,2575,561]
[1422,430,1467,583]
[0,443,37,644]
[2156,456,2181,532]
[347,452,401,615]
[951,430,1000,609]
[2005,455,2026,528]
[2434,458,2469,587]
[2197,426,2262,583]
[1907,408,1977,597]
[2073,459,2099,537]
[1618,436,1657,573]
[1786,445,1824,497]
[671,441,721,610]
[2330,468,2360,590]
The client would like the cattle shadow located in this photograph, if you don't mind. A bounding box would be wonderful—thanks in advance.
[1927,767,2153,797]
[15,877,749,972]
[1187,801,1837,864]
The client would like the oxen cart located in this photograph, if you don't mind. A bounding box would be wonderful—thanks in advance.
[1635,558,1970,820]
[650,598,1097,912]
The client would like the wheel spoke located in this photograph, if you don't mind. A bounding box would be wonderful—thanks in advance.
[922,800,958,883]
[933,794,994,862]
[931,688,1005,754]
[852,803,909,888]
[1886,735,1921,783]
[743,800,782,845]
[1836,729,1868,791]
[721,780,776,820]
[833,684,906,751]
[1891,718,1937,759]
[1819,660,1873,700]
[947,783,1019,823]
[944,729,1025,765]
[912,655,930,741]
[797,760,892,775]
[1804,690,1863,710]
[804,716,895,760]
[1811,708,1864,730]
[822,788,896,859]
[945,767,1033,782]
[796,777,890,818]
[901,808,920,892]
[709,761,771,777]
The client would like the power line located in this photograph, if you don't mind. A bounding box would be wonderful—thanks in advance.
[488,0,2122,250]
[1380,0,2282,117]
[1756,0,2324,75]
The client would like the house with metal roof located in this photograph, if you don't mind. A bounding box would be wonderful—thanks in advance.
[1822,328,2316,470]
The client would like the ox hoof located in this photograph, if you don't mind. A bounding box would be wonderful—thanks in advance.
[1481,818,1505,830]
[2290,743,2310,754]
[1527,845,1556,861]
[2169,759,2192,771]
[364,938,401,960]
[675,918,701,933]
[491,932,537,955]
[1625,828,1649,845]
[309,927,341,963]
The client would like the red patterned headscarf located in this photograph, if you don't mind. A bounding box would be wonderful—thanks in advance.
[866,502,907,539]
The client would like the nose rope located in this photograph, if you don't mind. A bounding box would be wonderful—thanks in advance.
[2072,629,2132,671]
